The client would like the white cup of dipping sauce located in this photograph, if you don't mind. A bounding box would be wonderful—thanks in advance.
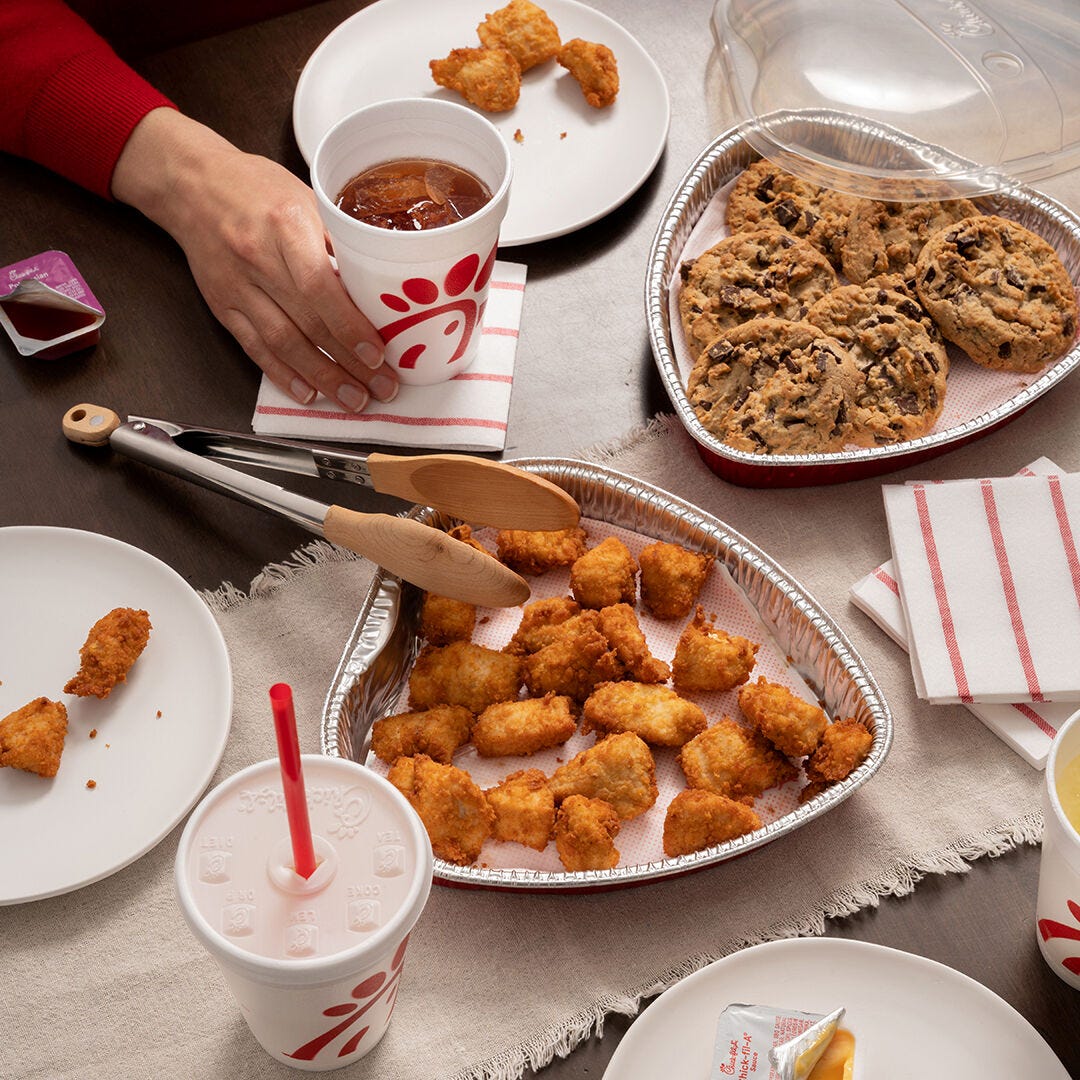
[175,755,433,1070]
[1036,708,1080,990]
[311,97,513,386]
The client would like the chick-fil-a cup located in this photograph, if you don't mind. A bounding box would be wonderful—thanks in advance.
[311,97,512,386]
[175,755,433,1070]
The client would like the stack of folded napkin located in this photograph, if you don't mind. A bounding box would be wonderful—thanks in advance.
[852,458,1080,768]
[250,261,526,452]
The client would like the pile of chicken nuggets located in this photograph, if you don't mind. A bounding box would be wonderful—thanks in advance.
[374,520,873,874]
[430,0,619,113]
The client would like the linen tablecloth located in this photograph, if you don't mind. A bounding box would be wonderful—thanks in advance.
[5,417,1061,1080]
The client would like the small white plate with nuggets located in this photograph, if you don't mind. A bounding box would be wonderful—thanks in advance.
[322,460,891,891]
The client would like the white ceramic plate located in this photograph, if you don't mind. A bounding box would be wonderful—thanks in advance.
[603,938,1069,1079]
[0,528,232,904]
[292,0,670,245]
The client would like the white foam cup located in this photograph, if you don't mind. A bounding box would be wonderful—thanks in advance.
[175,755,433,1070]
[311,97,513,385]
[1036,707,1080,990]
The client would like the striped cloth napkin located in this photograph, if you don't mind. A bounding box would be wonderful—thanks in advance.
[851,459,1077,768]
[250,260,526,451]
[879,462,1080,709]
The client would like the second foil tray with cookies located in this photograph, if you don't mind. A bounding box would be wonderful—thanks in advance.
[647,113,1080,488]
[321,459,892,892]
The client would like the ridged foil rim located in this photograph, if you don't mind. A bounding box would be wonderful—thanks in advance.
[645,111,1080,477]
[321,459,893,891]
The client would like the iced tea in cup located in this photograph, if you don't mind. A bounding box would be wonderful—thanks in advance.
[175,755,433,1070]
[311,98,512,386]
[1036,708,1080,990]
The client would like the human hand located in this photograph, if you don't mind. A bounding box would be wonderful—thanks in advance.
[112,108,398,411]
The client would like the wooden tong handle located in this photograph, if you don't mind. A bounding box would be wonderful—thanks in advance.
[62,403,121,446]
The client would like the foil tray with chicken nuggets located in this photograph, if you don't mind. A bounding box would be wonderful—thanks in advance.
[322,459,891,891]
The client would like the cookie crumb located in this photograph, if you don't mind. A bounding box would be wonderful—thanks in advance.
[513,128,524,143]
[560,131,567,139]
[89,728,97,739]
[86,779,96,789]
[156,710,162,718]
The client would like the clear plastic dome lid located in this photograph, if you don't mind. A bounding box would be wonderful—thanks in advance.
[711,0,1080,199]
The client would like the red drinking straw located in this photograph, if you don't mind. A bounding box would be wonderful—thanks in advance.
[269,682,318,880]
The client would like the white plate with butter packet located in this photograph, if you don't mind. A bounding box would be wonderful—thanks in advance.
[0,527,232,904]
[603,938,1069,1079]
[292,0,669,246]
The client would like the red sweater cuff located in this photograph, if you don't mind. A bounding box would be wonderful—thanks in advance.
[24,48,176,200]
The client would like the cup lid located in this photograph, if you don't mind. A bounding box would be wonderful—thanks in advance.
[711,0,1080,198]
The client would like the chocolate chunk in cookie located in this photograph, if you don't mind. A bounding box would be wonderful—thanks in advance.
[725,160,861,268]
[678,230,837,357]
[841,198,980,284]
[807,284,948,444]
[915,214,1079,373]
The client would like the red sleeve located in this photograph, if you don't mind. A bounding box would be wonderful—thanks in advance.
[0,0,177,199]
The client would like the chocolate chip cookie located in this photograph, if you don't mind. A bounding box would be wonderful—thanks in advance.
[678,230,837,357]
[915,214,1079,372]
[725,160,861,268]
[689,320,864,455]
[807,284,948,444]
[841,198,980,284]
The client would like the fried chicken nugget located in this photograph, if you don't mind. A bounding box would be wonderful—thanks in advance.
[420,592,476,646]
[486,768,555,850]
[638,542,713,621]
[738,676,828,759]
[430,46,521,112]
[672,606,759,693]
[0,697,68,778]
[678,717,798,804]
[554,794,620,871]
[472,692,577,757]
[504,595,582,655]
[582,681,707,748]
[662,789,762,857]
[597,603,670,683]
[477,0,561,72]
[496,526,587,575]
[409,641,522,714]
[370,704,474,765]
[523,623,622,702]
[557,38,619,108]
[805,717,873,784]
[387,754,494,865]
[549,731,658,819]
[448,523,490,554]
[569,536,638,609]
[64,607,152,699]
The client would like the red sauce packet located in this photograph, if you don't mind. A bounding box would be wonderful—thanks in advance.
[0,250,105,359]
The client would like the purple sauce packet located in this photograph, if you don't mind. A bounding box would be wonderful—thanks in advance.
[0,250,105,358]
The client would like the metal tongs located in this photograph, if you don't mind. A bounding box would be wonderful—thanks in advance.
[62,404,580,607]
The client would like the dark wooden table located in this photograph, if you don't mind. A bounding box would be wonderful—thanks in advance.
[2,2,1078,1075]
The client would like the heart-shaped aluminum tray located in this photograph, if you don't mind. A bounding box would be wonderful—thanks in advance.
[321,459,892,891]
[647,111,1080,488]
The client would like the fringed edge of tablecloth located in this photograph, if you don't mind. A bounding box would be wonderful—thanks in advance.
[198,539,360,613]
[453,812,1042,1080]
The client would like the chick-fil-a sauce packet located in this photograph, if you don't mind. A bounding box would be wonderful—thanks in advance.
[711,1003,845,1080]
[0,250,105,358]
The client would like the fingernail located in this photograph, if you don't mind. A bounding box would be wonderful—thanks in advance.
[355,341,384,369]
[338,383,369,413]
[369,373,399,402]
[290,378,316,405]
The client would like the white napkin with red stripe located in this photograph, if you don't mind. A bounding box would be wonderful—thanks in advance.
[880,464,1080,707]
[250,260,526,451]
[851,459,1078,768]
